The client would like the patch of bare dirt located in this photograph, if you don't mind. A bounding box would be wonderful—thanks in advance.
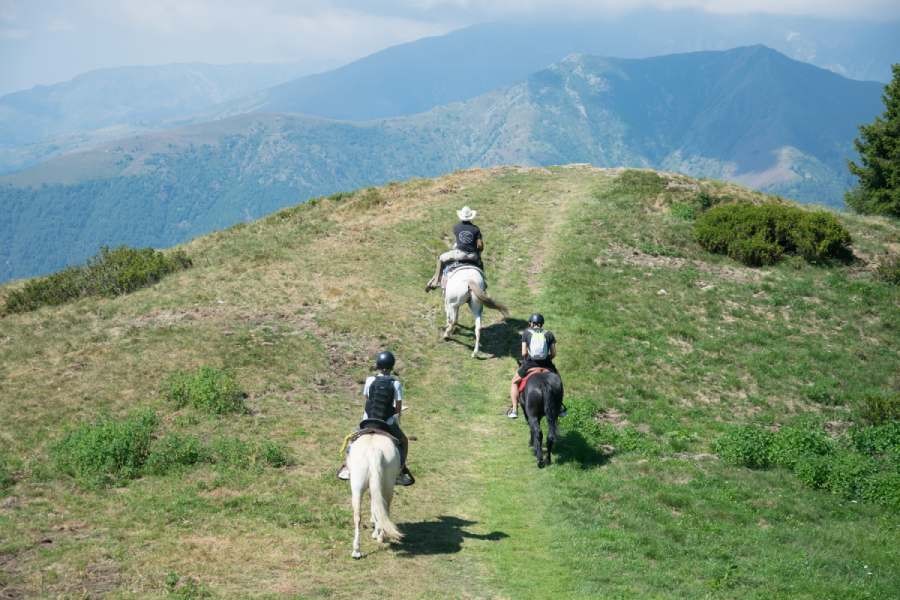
[596,243,767,283]
[594,408,629,429]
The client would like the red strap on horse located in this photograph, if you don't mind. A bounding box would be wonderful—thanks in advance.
[518,367,550,393]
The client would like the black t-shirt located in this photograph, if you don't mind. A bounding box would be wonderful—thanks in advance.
[453,221,482,254]
[522,327,556,358]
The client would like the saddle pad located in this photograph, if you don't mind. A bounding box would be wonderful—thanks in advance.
[350,427,400,446]
[518,368,550,393]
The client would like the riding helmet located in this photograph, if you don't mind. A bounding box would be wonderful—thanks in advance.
[528,313,545,326]
[375,351,396,371]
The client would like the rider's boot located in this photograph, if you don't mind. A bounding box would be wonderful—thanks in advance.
[396,465,415,486]
[337,464,350,480]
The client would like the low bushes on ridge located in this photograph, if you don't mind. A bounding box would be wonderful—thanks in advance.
[694,203,851,266]
[52,410,292,488]
[3,245,191,314]
[165,366,246,415]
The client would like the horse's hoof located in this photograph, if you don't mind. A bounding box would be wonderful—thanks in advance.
[537,460,545,469]
[352,551,362,559]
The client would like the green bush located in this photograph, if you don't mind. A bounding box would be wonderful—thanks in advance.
[0,454,14,493]
[144,433,210,475]
[670,202,696,221]
[694,203,852,266]
[767,426,834,470]
[714,425,773,468]
[165,366,246,415]
[854,393,900,426]
[874,254,900,285]
[849,422,900,456]
[616,170,667,195]
[793,455,831,489]
[825,453,878,499]
[3,246,191,314]
[52,410,158,487]
[860,472,900,510]
[210,437,292,470]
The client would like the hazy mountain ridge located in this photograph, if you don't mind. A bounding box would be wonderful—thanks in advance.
[0,62,314,173]
[0,46,883,282]
[242,14,899,122]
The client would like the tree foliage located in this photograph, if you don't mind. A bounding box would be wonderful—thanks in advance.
[847,64,900,217]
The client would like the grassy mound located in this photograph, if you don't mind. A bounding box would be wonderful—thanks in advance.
[1,167,897,598]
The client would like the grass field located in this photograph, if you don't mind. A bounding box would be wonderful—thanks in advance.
[1,166,898,598]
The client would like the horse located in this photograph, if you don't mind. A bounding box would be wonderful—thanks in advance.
[348,433,404,559]
[519,370,564,468]
[442,266,508,357]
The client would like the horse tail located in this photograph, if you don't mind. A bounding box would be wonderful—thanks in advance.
[542,372,564,418]
[467,280,509,319]
[368,446,403,542]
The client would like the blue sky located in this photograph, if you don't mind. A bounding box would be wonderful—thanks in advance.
[2,0,899,96]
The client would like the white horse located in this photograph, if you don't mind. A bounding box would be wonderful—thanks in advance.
[442,266,509,357]
[348,434,403,559]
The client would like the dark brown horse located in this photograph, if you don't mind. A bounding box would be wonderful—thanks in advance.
[519,371,564,468]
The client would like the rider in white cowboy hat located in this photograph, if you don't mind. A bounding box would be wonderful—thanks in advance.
[425,206,484,292]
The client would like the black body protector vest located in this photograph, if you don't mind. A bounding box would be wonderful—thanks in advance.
[365,375,396,422]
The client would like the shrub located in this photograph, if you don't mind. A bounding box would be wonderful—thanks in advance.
[714,425,773,468]
[860,472,900,510]
[210,437,292,470]
[694,203,852,266]
[793,455,831,489]
[874,254,900,285]
[767,426,833,470]
[824,452,878,499]
[165,366,246,415]
[52,410,158,487]
[144,433,210,475]
[3,246,191,314]
[670,202,696,220]
[854,393,900,426]
[849,422,900,456]
[697,189,718,210]
[616,170,667,195]
[0,454,14,492]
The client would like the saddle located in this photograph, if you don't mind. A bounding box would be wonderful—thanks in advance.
[518,368,550,394]
[440,262,486,289]
[350,419,400,446]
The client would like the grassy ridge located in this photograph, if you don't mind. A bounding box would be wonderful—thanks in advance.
[0,167,897,598]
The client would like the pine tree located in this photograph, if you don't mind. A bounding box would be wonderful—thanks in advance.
[846,64,900,217]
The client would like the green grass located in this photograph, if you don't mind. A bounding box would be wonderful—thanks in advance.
[0,166,897,598]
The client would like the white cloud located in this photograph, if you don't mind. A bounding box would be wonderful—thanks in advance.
[398,0,900,19]
[0,26,28,40]
[46,17,74,32]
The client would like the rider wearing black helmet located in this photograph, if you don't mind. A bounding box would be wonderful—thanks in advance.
[508,313,564,418]
[338,351,414,485]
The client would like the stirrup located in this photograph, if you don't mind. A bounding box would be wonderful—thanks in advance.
[396,469,415,486]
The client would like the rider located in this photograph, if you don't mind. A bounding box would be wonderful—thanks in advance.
[425,206,483,292]
[508,313,566,418]
[338,351,414,486]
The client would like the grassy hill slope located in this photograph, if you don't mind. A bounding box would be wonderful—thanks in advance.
[1,167,898,598]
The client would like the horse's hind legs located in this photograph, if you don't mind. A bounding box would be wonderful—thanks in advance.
[351,489,363,559]
[528,417,544,468]
[546,416,558,466]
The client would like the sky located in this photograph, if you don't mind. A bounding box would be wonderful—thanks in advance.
[2,0,900,96]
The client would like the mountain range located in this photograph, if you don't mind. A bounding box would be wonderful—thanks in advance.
[0,45,884,283]
[2,11,897,177]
